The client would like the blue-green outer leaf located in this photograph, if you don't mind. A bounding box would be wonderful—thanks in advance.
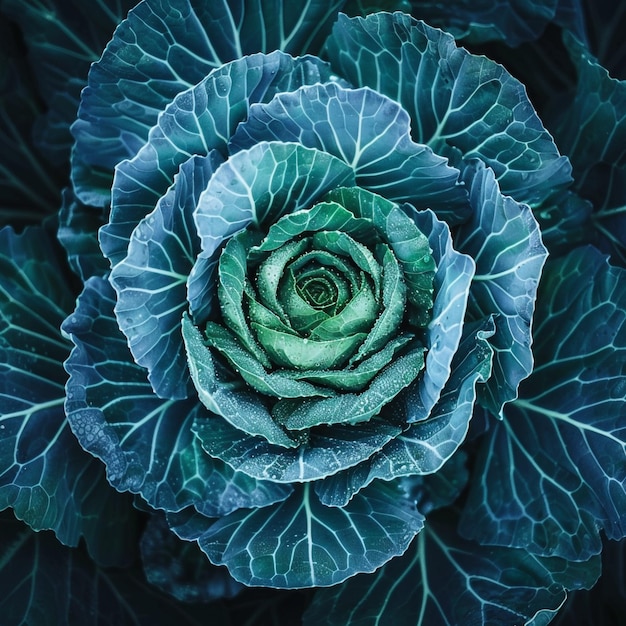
[550,32,626,263]
[177,481,424,589]
[326,12,572,207]
[455,160,548,417]
[73,0,345,205]
[57,188,109,282]
[110,152,223,400]
[2,0,138,169]
[192,414,401,484]
[0,227,134,565]
[141,513,243,603]
[304,510,601,625]
[230,82,466,213]
[404,208,475,421]
[410,0,559,46]
[0,23,64,224]
[0,513,222,626]
[64,276,292,517]
[103,51,344,266]
[460,246,626,560]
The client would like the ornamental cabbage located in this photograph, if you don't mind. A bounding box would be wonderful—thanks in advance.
[63,5,559,587]
[1,1,625,624]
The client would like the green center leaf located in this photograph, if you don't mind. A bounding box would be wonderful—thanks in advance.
[192,186,434,449]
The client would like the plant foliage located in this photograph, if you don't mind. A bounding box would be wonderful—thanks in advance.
[1,0,625,623]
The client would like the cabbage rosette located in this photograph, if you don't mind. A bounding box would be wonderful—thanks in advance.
[62,6,565,589]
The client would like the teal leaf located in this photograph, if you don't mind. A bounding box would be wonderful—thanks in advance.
[404,208,476,421]
[64,277,292,517]
[180,481,424,588]
[192,414,401,483]
[460,246,626,560]
[549,535,626,626]
[0,512,224,625]
[550,32,626,263]
[75,0,345,206]
[409,0,559,46]
[0,227,136,566]
[326,12,572,207]
[414,449,470,513]
[141,513,243,603]
[304,509,601,626]
[2,0,137,164]
[57,188,108,281]
[231,82,466,214]
[314,317,494,507]
[455,161,548,416]
[193,141,355,257]
[103,52,343,265]
[182,315,300,449]
[110,152,223,400]
[0,22,63,226]
[533,190,593,256]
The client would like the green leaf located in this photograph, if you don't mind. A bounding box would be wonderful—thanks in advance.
[304,509,601,625]
[323,187,436,327]
[175,481,424,588]
[313,317,494,507]
[192,415,401,483]
[182,315,299,449]
[348,245,405,363]
[203,321,333,399]
[249,202,379,262]
[103,52,343,265]
[460,246,626,560]
[326,12,572,207]
[252,323,368,371]
[110,152,223,400]
[64,277,292,516]
[217,230,272,368]
[455,161,548,416]
[0,512,222,626]
[273,346,425,430]
[286,335,414,392]
[0,227,136,565]
[230,82,466,214]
